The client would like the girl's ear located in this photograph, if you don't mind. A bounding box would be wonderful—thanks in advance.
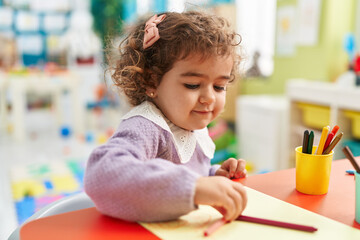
[145,70,159,98]
[146,88,157,98]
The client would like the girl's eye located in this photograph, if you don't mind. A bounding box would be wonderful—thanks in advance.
[184,84,200,89]
[214,85,226,91]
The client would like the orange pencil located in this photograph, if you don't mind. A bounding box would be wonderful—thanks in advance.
[324,125,339,150]
[330,125,340,135]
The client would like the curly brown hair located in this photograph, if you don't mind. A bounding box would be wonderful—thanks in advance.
[107,11,242,106]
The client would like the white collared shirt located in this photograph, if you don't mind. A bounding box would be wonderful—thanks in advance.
[122,101,215,163]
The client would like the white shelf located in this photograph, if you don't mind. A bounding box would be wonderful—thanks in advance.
[287,79,360,110]
[286,79,360,163]
[287,79,338,106]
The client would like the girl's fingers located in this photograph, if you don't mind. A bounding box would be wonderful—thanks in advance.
[235,159,247,178]
[216,168,230,178]
[214,206,227,216]
[195,177,248,221]
[223,158,238,178]
[233,182,248,211]
[237,169,247,178]
[222,182,247,221]
[222,194,237,221]
[229,162,237,178]
[226,189,243,220]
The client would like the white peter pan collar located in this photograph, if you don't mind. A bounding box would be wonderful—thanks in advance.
[121,101,215,163]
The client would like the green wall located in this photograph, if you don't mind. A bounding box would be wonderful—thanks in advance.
[241,0,356,95]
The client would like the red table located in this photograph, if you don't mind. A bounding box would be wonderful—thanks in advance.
[20,207,160,240]
[20,159,360,240]
[238,159,360,229]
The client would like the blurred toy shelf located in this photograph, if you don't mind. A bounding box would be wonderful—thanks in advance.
[0,70,85,141]
[286,79,360,164]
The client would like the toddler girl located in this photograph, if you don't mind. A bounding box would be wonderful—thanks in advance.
[84,11,247,223]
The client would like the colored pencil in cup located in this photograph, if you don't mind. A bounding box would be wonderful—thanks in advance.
[330,125,340,135]
[323,132,334,152]
[323,125,339,150]
[302,130,309,153]
[316,126,330,155]
[236,215,317,232]
[307,131,314,154]
[322,132,343,155]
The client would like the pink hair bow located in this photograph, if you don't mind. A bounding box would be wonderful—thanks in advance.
[143,14,166,49]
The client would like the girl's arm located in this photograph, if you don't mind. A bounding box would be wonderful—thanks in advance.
[84,117,200,222]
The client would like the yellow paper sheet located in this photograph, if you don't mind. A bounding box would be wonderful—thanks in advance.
[140,187,360,239]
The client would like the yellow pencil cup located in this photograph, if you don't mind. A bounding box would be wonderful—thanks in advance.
[295,146,333,195]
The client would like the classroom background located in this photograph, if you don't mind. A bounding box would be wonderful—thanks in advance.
[1,0,360,238]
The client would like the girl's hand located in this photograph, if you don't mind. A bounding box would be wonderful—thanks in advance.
[215,158,247,179]
[194,176,247,221]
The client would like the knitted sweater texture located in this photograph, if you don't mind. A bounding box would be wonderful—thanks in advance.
[84,116,219,222]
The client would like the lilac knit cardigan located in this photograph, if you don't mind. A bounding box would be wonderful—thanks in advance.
[84,116,220,222]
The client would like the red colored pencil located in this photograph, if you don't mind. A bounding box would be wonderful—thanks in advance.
[236,215,317,232]
[330,125,340,135]
[204,215,317,237]
[323,132,335,151]
[204,218,227,237]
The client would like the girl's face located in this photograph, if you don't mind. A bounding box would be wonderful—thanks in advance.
[152,54,233,131]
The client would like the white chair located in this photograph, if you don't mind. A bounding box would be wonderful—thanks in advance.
[8,192,94,240]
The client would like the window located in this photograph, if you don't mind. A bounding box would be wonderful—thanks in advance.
[236,0,276,77]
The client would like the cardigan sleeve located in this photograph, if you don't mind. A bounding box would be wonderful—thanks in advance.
[84,117,201,222]
[209,164,221,176]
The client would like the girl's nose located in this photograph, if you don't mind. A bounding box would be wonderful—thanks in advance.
[199,87,215,105]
